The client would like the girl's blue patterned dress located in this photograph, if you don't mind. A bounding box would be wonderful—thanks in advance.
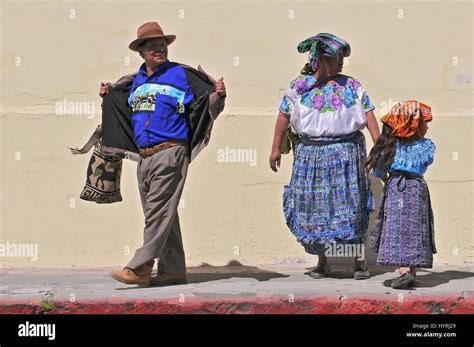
[370,138,437,268]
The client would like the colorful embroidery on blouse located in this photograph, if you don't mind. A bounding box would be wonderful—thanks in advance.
[391,138,436,174]
[279,75,374,114]
[373,138,436,178]
[280,95,293,114]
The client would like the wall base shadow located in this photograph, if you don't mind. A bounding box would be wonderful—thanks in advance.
[184,261,290,284]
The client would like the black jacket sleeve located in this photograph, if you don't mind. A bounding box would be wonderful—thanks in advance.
[101,77,139,155]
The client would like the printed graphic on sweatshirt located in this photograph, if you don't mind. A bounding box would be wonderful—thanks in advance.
[128,83,186,113]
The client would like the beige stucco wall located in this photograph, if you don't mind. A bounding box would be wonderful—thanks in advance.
[1,0,472,267]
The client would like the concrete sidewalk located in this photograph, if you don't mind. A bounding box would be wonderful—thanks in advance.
[1,263,473,314]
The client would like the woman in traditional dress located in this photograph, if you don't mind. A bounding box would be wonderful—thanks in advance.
[270,33,380,279]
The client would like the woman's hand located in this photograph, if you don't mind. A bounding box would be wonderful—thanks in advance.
[269,149,282,172]
[99,82,109,98]
[366,110,381,144]
[269,111,290,172]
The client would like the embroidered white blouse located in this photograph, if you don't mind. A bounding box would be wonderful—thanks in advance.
[279,74,375,137]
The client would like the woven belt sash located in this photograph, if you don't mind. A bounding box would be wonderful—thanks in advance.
[297,130,361,146]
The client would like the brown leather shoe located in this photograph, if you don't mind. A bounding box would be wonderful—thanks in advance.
[110,267,152,287]
[150,272,187,286]
[133,260,154,276]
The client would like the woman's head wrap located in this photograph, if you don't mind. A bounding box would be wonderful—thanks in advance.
[381,100,433,138]
[297,33,351,73]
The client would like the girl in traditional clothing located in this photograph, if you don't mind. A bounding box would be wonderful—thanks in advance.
[270,33,380,279]
[365,100,436,289]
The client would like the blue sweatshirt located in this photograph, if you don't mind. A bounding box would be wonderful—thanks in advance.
[128,60,195,149]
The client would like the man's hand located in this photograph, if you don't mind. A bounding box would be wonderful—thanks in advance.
[214,77,226,96]
[99,82,109,98]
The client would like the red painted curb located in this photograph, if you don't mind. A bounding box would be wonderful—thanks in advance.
[1,295,472,314]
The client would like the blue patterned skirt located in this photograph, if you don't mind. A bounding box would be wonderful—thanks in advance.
[370,173,436,268]
[283,130,375,255]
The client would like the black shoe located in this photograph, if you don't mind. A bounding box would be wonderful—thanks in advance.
[354,266,371,280]
[309,264,331,279]
[391,272,415,289]
[408,278,420,287]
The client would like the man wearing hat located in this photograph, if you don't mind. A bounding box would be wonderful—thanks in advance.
[107,22,226,286]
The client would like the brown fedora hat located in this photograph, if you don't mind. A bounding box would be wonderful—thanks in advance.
[129,22,176,52]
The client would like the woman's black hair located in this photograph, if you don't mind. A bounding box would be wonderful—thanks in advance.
[300,50,329,75]
[300,62,314,75]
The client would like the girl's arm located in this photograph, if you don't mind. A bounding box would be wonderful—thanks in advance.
[269,111,290,172]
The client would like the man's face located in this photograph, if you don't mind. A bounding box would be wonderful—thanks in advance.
[141,38,168,66]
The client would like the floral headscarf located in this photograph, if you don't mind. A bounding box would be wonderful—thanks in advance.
[381,100,433,138]
[297,33,351,73]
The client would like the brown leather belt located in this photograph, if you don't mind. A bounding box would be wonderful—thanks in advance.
[139,141,187,159]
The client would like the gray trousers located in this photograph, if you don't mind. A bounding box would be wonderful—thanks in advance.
[126,144,190,274]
